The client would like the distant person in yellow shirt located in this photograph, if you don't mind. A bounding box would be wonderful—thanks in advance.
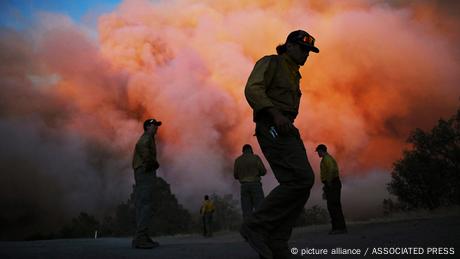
[316,144,347,234]
[200,195,215,237]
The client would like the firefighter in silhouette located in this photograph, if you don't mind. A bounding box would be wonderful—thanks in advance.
[131,118,161,249]
[234,144,266,220]
[242,30,319,259]
[316,144,347,234]
[200,195,215,237]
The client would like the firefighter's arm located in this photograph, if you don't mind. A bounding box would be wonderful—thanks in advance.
[139,137,159,171]
[257,156,267,176]
[322,157,334,185]
[244,56,276,113]
[233,160,239,180]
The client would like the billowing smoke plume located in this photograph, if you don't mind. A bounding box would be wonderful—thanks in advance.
[1,0,459,238]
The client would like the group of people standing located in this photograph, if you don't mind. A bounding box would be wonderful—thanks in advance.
[130,29,347,259]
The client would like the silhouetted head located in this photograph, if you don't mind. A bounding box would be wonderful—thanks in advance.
[315,144,328,158]
[242,144,253,154]
[204,195,209,200]
[276,30,319,66]
[143,118,161,135]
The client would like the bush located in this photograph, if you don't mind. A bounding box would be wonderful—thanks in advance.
[61,176,193,238]
[209,193,242,232]
[387,107,460,209]
[60,212,100,238]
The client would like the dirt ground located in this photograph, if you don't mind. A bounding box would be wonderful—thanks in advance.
[1,215,459,259]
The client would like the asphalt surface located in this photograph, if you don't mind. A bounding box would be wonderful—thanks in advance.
[1,215,459,259]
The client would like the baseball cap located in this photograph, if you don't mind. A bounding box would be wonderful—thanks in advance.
[315,144,327,152]
[143,118,162,130]
[286,30,319,53]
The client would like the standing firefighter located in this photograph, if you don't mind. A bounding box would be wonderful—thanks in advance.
[315,144,347,234]
[200,195,215,237]
[234,144,266,220]
[242,30,318,259]
[131,118,162,249]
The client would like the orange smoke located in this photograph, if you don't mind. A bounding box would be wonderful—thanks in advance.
[1,0,460,219]
[96,0,459,176]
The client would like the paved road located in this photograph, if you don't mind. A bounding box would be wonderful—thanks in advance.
[1,216,459,259]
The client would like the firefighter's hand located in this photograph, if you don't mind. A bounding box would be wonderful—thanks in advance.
[267,108,293,134]
[152,161,160,170]
[146,161,160,171]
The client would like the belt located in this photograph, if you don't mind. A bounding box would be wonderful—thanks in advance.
[255,109,297,124]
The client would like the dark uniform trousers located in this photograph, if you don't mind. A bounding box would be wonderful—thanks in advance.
[246,116,315,256]
[324,178,346,230]
[241,181,265,220]
[134,166,155,239]
[202,213,213,236]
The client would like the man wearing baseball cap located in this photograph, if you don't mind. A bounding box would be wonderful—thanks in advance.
[131,118,162,249]
[315,144,347,235]
[242,30,319,259]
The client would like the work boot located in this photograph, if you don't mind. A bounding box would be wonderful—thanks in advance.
[240,223,273,259]
[145,235,160,247]
[132,235,160,249]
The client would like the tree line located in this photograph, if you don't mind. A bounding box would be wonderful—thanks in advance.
[385,106,460,213]
[27,105,460,240]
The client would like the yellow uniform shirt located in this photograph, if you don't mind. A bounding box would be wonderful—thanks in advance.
[200,200,215,215]
[132,132,157,169]
[234,153,267,183]
[245,53,302,121]
[320,154,339,183]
